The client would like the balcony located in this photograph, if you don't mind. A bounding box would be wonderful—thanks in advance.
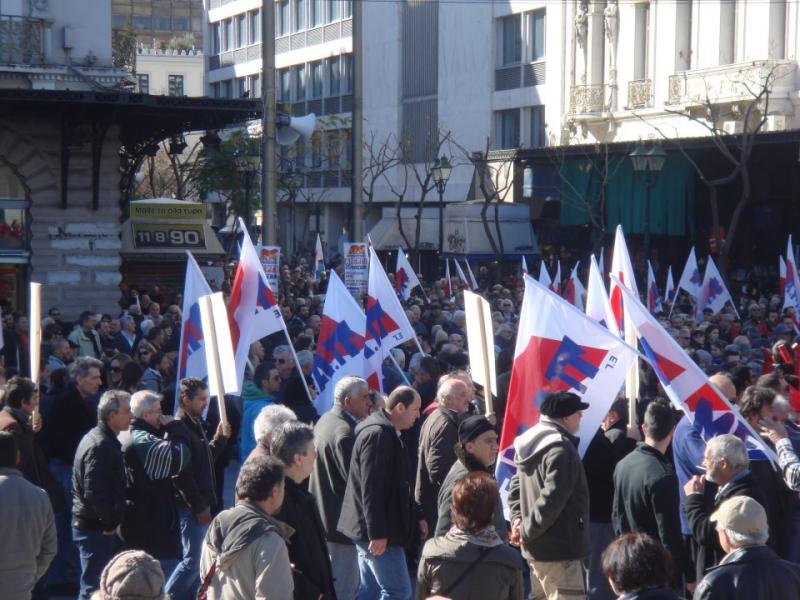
[627,79,653,109]
[0,15,47,66]
[668,60,797,106]
[570,84,608,114]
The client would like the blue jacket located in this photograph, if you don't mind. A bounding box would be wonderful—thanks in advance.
[240,383,276,464]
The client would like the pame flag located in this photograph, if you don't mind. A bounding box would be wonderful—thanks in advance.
[585,255,618,336]
[676,247,702,310]
[495,275,638,510]
[613,276,776,464]
[312,271,366,414]
[647,260,664,315]
[783,236,800,329]
[227,222,261,390]
[365,247,417,392]
[395,248,421,301]
[177,252,212,382]
[696,256,735,319]
[252,262,284,341]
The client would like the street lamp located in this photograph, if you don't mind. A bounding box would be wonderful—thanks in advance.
[629,141,666,261]
[234,148,261,236]
[431,155,452,262]
[280,166,304,254]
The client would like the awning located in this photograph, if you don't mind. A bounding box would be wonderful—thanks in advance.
[367,207,441,250]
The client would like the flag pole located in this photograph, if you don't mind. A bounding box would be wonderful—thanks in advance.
[388,353,411,386]
[29,282,42,425]
[280,321,314,404]
[471,292,495,417]
[198,294,228,427]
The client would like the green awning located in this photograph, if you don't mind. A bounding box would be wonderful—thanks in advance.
[559,153,695,236]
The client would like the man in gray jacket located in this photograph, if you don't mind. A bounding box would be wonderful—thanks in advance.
[509,391,590,600]
[0,431,57,600]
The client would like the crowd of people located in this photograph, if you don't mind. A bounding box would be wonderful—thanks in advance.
[3,258,800,600]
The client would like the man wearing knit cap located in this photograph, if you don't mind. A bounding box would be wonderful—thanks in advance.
[508,390,591,600]
[435,415,506,539]
[93,550,166,600]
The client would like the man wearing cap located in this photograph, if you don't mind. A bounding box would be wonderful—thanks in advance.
[693,496,800,599]
[434,415,505,539]
[508,390,590,599]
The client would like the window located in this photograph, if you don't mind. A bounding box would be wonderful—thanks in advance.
[168,75,184,96]
[172,17,190,31]
[224,19,233,50]
[495,109,520,149]
[223,79,233,98]
[137,74,150,94]
[310,131,323,168]
[310,61,324,98]
[634,2,650,78]
[237,77,247,98]
[500,14,521,65]
[342,0,352,19]
[279,0,290,35]
[341,54,353,93]
[237,14,246,47]
[132,16,152,30]
[529,106,545,147]
[112,16,129,28]
[211,82,220,98]
[328,0,340,22]
[154,17,171,30]
[311,0,324,27]
[249,74,261,97]
[249,10,260,44]
[0,164,30,257]
[527,9,545,61]
[212,22,221,53]
[326,56,340,96]
[278,68,291,101]
[295,0,306,31]
[292,65,306,100]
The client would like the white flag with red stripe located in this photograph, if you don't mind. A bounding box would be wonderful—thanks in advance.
[665,266,676,305]
[538,261,552,289]
[608,225,638,334]
[696,256,735,319]
[562,262,585,312]
[675,247,702,310]
[395,248,422,301]
[647,261,664,315]
[585,255,619,336]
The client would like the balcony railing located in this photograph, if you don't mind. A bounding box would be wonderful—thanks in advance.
[627,79,653,109]
[0,15,47,66]
[570,84,608,114]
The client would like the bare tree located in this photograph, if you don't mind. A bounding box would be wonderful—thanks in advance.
[361,131,402,221]
[382,151,413,250]
[135,137,204,200]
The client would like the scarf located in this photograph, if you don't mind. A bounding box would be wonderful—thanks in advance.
[445,524,503,548]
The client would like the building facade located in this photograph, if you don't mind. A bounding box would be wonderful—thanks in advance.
[136,46,205,97]
[113,0,205,46]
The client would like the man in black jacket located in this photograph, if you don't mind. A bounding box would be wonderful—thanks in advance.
[684,433,768,581]
[166,377,230,599]
[338,385,423,600]
[271,420,336,599]
[612,399,683,586]
[694,496,800,599]
[71,390,132,600]
[309,375,371,600]
[121,390,191,576]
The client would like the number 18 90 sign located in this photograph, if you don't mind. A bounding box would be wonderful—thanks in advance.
[133,223,205,249]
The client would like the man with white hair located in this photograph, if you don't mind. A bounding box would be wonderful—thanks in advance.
[309,376,371,600]
[415,376,471,535]
[246,404,297,463]
[694,496,800,599]
[121,391,191,575]
[684,433,769,579]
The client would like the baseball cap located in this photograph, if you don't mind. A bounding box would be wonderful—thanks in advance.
[458,415,495,444]
[711,496,767,536]
[540,391,590,419]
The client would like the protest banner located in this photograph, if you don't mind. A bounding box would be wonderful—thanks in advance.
[343,242,369,299]
[258,245,281,294]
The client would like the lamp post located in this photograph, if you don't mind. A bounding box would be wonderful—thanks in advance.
[280,166,304,254]
[431,155,452,265]
[234,149,261,237]
[629,141,666,261]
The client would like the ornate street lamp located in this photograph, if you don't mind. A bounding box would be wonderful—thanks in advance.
[629,141,666,260]
[431,155,452,261]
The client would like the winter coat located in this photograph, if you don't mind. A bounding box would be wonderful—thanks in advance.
[121,418,191,559]
[507,418,590,562]
[618,588,681,599]
[239,383,275,464]
[43,383,96,463]
[416,535,526,600]
[685,470,768,580]
[141,367,164,394]
[199,501,294,600]
[612,443,684,575]
[415,406,462,532]
[274,477,336,599]
[693,545,800,600]
[0,468,57,600]
[435,455,508,541]
[68,326,102,359]
[71,423,127,531]
[173,410,227,514]
[309,404,357,545]
[582,425,636,523]
[338,408,417,547]
[0,406,64,512]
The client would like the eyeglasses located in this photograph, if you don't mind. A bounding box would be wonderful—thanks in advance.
[110,366,121,372]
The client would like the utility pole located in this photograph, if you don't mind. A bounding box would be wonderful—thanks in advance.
[350,0,363,241]
[261,0,277,245]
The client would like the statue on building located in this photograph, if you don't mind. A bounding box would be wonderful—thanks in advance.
[604,0,619,46]
[575,1,589,49]
[29,0,49,16]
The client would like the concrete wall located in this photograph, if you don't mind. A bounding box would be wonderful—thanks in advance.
[136,48,205,96]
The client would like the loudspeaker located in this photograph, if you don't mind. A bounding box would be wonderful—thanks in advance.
[277,113,317,146]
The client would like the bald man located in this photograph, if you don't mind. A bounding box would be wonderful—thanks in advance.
[672,372,736,586]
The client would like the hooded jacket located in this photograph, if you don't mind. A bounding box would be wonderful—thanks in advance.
[199,501,294,600]
[507,417,590,562]
[239,382,275,464]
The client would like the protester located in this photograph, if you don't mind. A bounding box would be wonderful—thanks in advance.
[239,361,281,463]
[417,472,525,600]
[271,420,336,599]
[309,375,371,600]
[121,390,190,575]
[338,385,423,600]
[72,390,132,600]
[91,550,167,600]
[508,390,590,600]
[693,496,800,599]
[435,415,505,539]
[612,399,683,582]
[167,377,231,599]
[246,404,297,463]
[198,456,293,600]
[416,377,472,534]
[601,532,680,600]
[69,311,103,359]
[0,431,57,600]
